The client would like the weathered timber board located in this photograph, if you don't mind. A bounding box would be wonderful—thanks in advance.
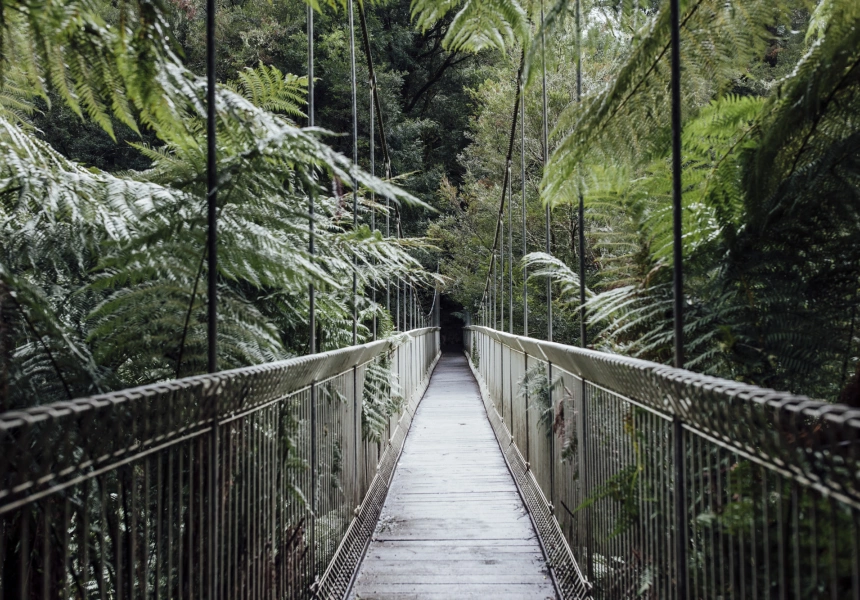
[348,354,557,600]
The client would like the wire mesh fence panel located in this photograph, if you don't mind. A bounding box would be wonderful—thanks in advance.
[555,369,586,573]
[464,327,590,599]
[0,328,439,600]
[465,325,860,600]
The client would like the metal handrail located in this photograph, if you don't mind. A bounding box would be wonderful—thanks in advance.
[465,325,860,599]
[0,327,440,599]
[467,325,860,505]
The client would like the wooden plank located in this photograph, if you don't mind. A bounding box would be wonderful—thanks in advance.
[351,584,556,600]
[349,354,557,599]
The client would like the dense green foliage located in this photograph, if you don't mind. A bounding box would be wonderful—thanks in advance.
[0,0,481,409]
[2,0,857,408]
[426,0,860,401]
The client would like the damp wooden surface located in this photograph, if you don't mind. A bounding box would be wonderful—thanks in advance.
[348,354,557,600]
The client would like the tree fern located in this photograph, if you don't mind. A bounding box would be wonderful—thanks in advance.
[1,57,437,408]
[410,0,529,53]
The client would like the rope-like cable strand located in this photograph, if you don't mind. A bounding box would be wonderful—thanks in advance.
[206,0,217,372]
[357,5,403,241]
[308,4,316,355]
[540,0,552,342]
[501,180,505,331]
[358,4,413,329]
[508,163,513,334]
[521,80,528,337]
[576,0,586,350]
[348,0,358,344]
[480,53,525,311]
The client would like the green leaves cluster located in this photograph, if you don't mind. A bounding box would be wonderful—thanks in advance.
[427,0,860,399]
[0,0,435,409]
[547,0,860,396]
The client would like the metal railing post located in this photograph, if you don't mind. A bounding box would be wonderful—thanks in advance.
[310,381,317,590]
[353,364,359,506]
[548,361,554,511]
[524,352,530,464]
[674,416,687,598]
[208,404,218,599]
[500,337,505,425]
[578,377,593,583]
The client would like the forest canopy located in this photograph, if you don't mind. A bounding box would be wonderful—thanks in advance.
[0,0,858,407]
[427,0,860,402]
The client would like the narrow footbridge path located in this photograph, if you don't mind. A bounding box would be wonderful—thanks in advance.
[3,327,857,599]
[350,354,557,599]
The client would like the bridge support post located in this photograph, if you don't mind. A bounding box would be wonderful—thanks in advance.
[548,361,554,511]
[674,416,688,599]
[524,353,529,464]
[577,377,593,583]
[310,381,317,591]
[354,365,360,506]
[208,413,218,600]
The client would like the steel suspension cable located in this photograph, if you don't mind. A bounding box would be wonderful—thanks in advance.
[479,55,525,320]
[521,81,528,337]
[308,5,316,355]
[670,0,687,595]
[508,164,513,334]
[576,0,586,349]
[205,0,219,594]
[357,5,404,241]
[540,0,552,342]
[501,193,505,331]
[348,0,359,345]
[670,0,684,370]
[574,0,591,583]
[306,5,318,582]
[358,5,414,331]
[206,0,217,373]
[493,251,498,328]
[370,77,377,339]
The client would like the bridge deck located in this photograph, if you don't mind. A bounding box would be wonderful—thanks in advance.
[349,354,557,599]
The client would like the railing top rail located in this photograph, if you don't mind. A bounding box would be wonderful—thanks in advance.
[467,325,860,506]
[0,327,438,512]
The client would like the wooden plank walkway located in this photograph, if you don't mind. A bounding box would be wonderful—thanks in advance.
[349,354,557,600]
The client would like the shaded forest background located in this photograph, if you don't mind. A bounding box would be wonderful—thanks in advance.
[2,0,858,407]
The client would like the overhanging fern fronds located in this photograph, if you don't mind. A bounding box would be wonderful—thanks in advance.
[227,64,308,119]
[544,0,780,205]
[410,0,529,53]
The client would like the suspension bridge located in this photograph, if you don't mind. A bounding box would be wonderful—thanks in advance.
[2,0,859,596]
[3,319,860,599]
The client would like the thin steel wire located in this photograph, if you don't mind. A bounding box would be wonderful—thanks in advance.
[670,0,684,369]
[540,0,552,342]
[370,80,376,341]
[508,162,514,334]
[206,0,217,372]
[576,0,585,349]
[308,4,316,355]
[669,0,687,595]
[521,80,528,337]
[348,0,359,346]
[501,196,505,331]
[478,55,525,324]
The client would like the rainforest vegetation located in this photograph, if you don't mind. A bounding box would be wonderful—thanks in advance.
[0,0,858,409]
